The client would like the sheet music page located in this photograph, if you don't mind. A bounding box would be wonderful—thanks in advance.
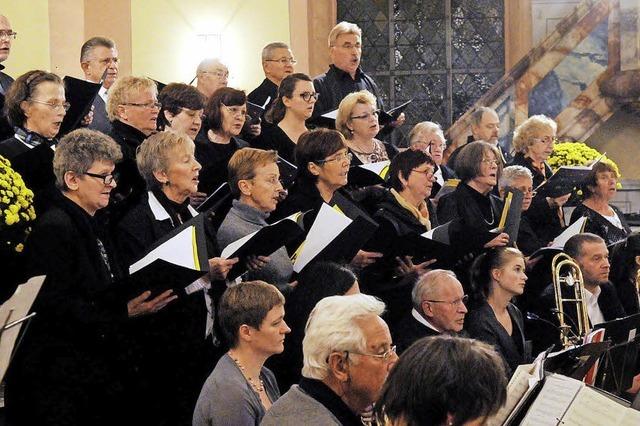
[358,160,390,176]
[619,407,640,426]
[521,374,583,426]
[486,364,536,426]
[551,217,587,248]
[560,386,626,425]
[293,203,351,272]
[130,225,197,274]
[321,109,338,119]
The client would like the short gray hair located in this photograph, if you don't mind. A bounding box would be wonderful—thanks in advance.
[302,294,385,380]
[411,270,459,312]
[328,21,362,47]
[470,107,496,127]
[53,129,122,191]
[409,121,445,146]
[512,114,557,154]
[136,130,194,188]
[196,58,227,75]
[261,42,290,61]
[80,36,116,63]
[498,165,533,192]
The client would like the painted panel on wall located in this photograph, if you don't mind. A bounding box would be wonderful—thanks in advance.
[131,0,290,93]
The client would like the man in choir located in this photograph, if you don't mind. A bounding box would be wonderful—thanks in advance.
[312,21,404,132]
[262,294,398,425]
[393,270,468,354]
[0,14,16,140]
[447,106,506,169]
[532,233,626,351]
[80,36,119,134]
[248,42,295,113]
[195,58,228,99]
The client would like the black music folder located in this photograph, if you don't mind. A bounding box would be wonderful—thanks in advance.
[535,157,603,198]
[347,160,390,187]
[495,188,524,244]
[196,182,232,213]
[220,212,306,280]
[378,99,412,126]
[128,214,209,296]
[278,155,298,188]
[387,222,456,269]
[247,101,266,125]
[59,76,102,135]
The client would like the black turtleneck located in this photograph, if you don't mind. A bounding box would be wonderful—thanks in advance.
[298,378,363,426]
[151,186,192,226]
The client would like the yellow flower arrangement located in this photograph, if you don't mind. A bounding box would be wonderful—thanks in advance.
[547,142,622,187]
[0,155,36,253]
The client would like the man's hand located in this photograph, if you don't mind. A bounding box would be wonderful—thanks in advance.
[208,257,239,280]
[81,106,95,127]
[127,289,177,317]
[351,250,383,269]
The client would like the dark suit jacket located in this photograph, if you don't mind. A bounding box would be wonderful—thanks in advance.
[0,67,14,141]
[465,301,527,376]
[88,94,112,135]
[392,310,440,355]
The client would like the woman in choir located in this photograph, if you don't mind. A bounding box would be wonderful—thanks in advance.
[609,232,640,315]
[157,82,206,141]
[0,70,67,212]
[116,130,238,426]
[408,121,457,199]
[336,89,397,165]
[465,247,530,376]
[508,114,569,244]
[193,280,290,426]
[254,73,317,163]
[437,141,509,253]
[217,147,294,291]
[5,129,174,425]
[195,87,249,195]
[570,161,631,246]
[375,336,507,426]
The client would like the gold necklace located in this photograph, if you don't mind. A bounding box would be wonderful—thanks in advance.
[229,352,265,393]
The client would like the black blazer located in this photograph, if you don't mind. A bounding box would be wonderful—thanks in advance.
[6,191,129,425]
[465,301,528,376]
[392,310,440,355]
[569,203,631,246]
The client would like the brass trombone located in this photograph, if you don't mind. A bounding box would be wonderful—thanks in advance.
[552,252,590,348]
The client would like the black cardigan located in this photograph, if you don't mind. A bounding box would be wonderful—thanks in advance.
[569,203,631,246]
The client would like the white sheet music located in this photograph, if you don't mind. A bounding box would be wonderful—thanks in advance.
[487,364,537,426]
[220,213,301,259]
[560,386,627,425]
[620,407,640,426]
[551,216,587,248]
[358,160,390,177]
[321,109,338,119]
[521,374,582,426]
[130,225,199,274]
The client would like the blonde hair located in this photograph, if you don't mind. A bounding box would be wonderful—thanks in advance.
[136,130,193,188]
[227,148,278,198]
[328,21,362,47]
[106,76,157,121]
[409,121,445,146]
[336,90,377,139]
[512,114,557,154]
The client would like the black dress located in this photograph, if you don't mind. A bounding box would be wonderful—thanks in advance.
[465,301,528,377]
[569,203,631,246]
[253,124,297,163]
[195,135,248,195]
[115,189,221,426]
[5,191,130,426]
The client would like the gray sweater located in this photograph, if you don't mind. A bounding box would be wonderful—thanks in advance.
[217,200,293,289]
[260,385,342,426]
[193,354,280,426]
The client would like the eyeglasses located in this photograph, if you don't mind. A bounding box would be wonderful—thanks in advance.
[252,175,283,187]
[428,142,447,151]
[122,101,162,109]
[201,70,229,79]
[508,186,537,197]
[332,42,362,50]
[533,136,558,145]
[298,92,319,102]
[350,110,380,120]
[426,295,469,308]
[481,158,500,166]
[221,103,247,117]
[412,168,435,178]
[348,345,397,362]
[28,99,71,112]
[266,57,297,65]
[315,151,353,165]
[84,172,117,186]
[0,31,17,40]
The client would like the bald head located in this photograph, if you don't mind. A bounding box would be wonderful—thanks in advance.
[0,15,14,63]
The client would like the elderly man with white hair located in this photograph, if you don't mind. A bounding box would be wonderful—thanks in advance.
[261,294,397,426]
[498,165,547,256]
[392,270,468,354]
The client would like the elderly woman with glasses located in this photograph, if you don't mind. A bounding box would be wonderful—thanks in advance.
[217,148,294,291]
[115,130,238,425]
[255,73,317,163]
[195,87,249,196]
[0,70,68,212]
[336,90,397,165]
[466,247,530,377]
[409,121,457,199]
[106,75,161,210]
[508,114,569,244]
[5,129,175,425]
